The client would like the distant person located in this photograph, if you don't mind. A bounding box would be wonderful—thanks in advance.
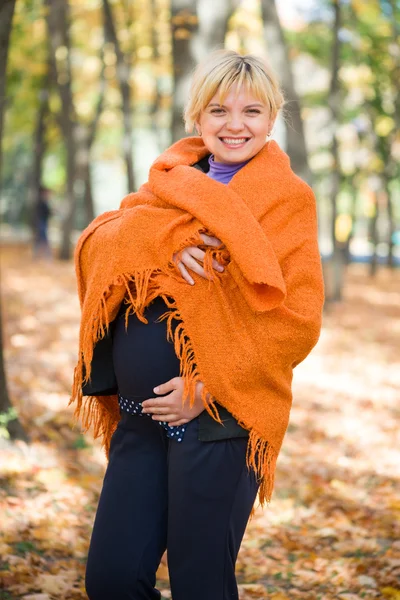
[32,185,52,259]
[72,49,325,600]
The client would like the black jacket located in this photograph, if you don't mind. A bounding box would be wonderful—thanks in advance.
[82,157,248,442]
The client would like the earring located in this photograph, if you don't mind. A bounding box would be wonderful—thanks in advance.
[267,131,272,138]
[197,129,202,136]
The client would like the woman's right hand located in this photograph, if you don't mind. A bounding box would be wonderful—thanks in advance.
[173,233,225,285]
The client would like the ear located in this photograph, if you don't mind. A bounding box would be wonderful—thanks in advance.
[268,116,276,135]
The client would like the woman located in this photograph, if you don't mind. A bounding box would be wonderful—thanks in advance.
[72,49,324,600]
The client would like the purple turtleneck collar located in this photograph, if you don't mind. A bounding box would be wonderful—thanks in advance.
[206,154,250,185]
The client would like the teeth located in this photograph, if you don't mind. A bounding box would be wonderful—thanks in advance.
[221,138,248,145]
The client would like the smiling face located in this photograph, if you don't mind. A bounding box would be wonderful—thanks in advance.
[196,85,274,164]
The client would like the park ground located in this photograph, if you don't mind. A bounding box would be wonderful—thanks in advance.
[0,245,399,600]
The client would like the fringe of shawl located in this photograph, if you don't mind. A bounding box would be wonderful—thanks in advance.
[70,238,278,512]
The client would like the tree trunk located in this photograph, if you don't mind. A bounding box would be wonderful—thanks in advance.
[0,0,16,190]
[369,190,379,277]
[82,55,106,225]
[30,71,49,234]
[59,129,78,260]
[46,0,78,260]
[327,0,343,301]
[171,0,199,142]
[345,177,357,265]
[387,187,395,268]
[48,0,105,235]
[83,163,95,225]
[102,0,135,192]
[261,0,311,184]
[150,0,165,152]
[0,295,28,440]
[171,0,238,142]
[192,0,236,59]
[388,0,400,132]
[0,0,28,440]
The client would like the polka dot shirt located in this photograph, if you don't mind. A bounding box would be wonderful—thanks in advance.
[118,393,187,442]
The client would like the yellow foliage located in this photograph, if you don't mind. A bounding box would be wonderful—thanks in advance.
[174,28,192,40]
[55,46,69,61]
[137,46,153,60]
[335,215,353,243]
[382,589,400,600]
[351,0,381,21]
[375,115,395,137]
[368,155,384,173]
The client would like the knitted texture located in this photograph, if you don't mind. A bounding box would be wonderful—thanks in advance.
[71,136,324,507]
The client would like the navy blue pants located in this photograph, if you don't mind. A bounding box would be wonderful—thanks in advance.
[85,410,259,600]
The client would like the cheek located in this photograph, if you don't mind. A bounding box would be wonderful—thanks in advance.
[202,119,220,133]
[252,125,270,141]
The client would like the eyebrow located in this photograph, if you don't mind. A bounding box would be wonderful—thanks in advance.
[207,103,265,108]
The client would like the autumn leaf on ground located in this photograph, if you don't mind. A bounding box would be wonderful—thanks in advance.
[1,248,399,599]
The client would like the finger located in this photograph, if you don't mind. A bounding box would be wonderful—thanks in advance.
[177,261,195,285]
[183,246,206,262]
[142,397,171,411]
[199,233,223,247]
[151,413,180,422]
[142,404,172,414]
[153,378,179,395]
[181,253,213,280]
[212,259,224,272]
[168,419,189,426]
[184,247,224,273]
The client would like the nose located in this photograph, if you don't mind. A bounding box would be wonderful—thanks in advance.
[226,113,245,132]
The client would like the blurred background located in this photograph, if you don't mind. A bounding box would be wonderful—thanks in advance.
[0,1,399,599]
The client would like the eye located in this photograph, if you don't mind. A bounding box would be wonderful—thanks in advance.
[247,109,261,114]
[210,108,225,114]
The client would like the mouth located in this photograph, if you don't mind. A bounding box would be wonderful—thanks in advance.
[219,137,251,148]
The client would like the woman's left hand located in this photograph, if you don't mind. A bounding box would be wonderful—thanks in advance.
[141,377,206,426]
[173,233,224,285]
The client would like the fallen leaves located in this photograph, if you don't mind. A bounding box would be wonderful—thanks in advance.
[382,589,400,600]
[1,247,399,599]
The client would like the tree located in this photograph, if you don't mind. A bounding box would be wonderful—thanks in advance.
[46,0,106,255]
[46,0,81,260]
[0,0,28,440]
[171,0,199,142]
[349,0,400,274]
[102,0,136,192]
[261,0,311,184]
[171,0,240,142]
[30,65,50,236]
[0,0,16,188]
[81,51,106,225]
[327,0,344,299]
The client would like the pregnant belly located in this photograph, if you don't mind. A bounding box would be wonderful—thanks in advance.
[112,295,181,401]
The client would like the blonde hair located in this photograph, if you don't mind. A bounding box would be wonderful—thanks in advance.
[184,49,285,133]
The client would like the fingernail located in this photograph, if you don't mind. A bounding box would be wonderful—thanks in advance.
[217,266,224,272]
[153,387,159,392]
[189,279,195,285]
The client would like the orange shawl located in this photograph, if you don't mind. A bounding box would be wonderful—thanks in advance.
[71,136,324,506]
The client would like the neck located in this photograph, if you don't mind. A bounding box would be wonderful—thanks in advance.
[207,154,250,185]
